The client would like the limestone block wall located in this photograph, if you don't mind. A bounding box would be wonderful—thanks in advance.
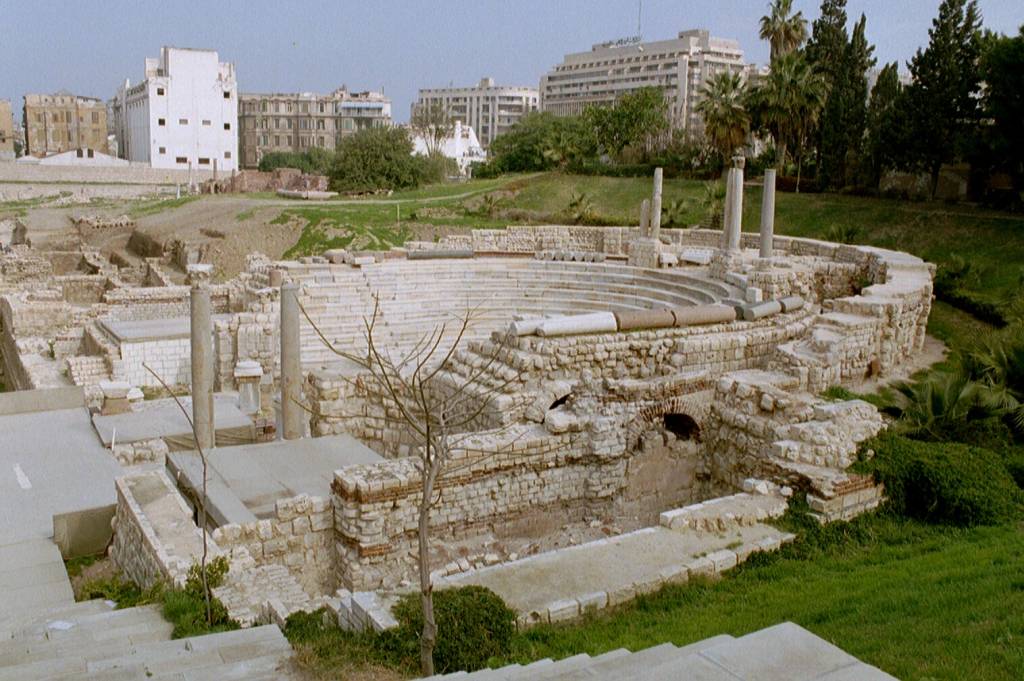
[56,274,110,305]
[704,370,885,495]
[213,312,278,390]
[111,472,216,589]
[422,226,638,256]
[210,494,335,595]
[331,424,631,590]
[103,286,191,321]
[119,337,191,387]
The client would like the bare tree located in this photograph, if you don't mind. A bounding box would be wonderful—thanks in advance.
[142,363,215,623]
[301,297,522,676]
[411,101,455,157]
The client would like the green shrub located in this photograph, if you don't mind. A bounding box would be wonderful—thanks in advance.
[330,127,427,193]
[1001,447,1024,489]
[162,556,238,638]
[857,433,1022,526]
[389,586,516,674]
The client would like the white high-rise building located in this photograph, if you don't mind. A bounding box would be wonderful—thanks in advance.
[414,78,538,148]
[540,29,753,134]
[111,47,238,171]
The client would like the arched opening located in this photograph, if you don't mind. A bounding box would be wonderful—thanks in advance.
[549,393,570,410]
[663,413,701,441]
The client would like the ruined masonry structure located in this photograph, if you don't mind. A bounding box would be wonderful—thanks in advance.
[0,172,933,629]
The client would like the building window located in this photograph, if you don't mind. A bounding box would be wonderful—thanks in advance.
[87,149,94,158]
[179,118,188,125]
[76,149,84,158]
[158,118,166,126]
[224,122,230,130]
[176,156,187,164]
[157,87,165,95]
[202,119,211,126]
[224,151,231,159]
[197,157,210,165]
[158,146,166,154]
[224,91,231,99]
[274,135,279,146]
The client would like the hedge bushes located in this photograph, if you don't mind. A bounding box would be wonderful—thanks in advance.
[387,586,516,673]
[859,433,1022,526]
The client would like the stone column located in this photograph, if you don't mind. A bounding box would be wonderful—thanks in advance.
[190,284,214,451]
[726,156,745,253]
[280,282,303,440]
[639,199,651,237]
[721,168,735,250]
[760,168,777,258]
[650,167,663,241]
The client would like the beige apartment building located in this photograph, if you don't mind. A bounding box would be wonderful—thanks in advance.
[0,100,14,160]
[22,92,109,157]
[540,29,754,134]
[238,87,391,168]
[414,78,539,148]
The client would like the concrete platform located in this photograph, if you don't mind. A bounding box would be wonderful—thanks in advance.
[97,315,230,343]
[92,394,255,448]
[443,524,783,618]
[168,434,383,521]
[0,406,119,545]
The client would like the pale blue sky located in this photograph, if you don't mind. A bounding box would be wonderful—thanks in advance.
[1,0,1020,123]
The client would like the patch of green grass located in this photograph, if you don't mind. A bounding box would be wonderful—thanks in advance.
[504,515,1024,681]
[285,610,407,677]
[64,553,102,578]
[128,194,200,218]
[76,575,158,610]
[235,207,256,222]
[927,300,998,353]
[821,385,891,410]
[0,192,72,216]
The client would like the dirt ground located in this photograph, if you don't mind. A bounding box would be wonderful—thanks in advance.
[10,196,304,280]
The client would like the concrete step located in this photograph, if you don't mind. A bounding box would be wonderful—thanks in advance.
[0,624,294,681]
[556,642,681,680]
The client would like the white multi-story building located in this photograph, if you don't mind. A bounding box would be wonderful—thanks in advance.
[414,78,538,148]
[110,47,238,171]
[540,29,752,134]
[411,120,487,175]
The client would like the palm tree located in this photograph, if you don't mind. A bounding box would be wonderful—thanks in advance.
[964,325,1024,433]
[748,51,826,189]
[889,371,1007,442]
[759,0,809,61]
[696,71,750,165]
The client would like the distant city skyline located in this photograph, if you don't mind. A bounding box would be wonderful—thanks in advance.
[1,0,1020,125]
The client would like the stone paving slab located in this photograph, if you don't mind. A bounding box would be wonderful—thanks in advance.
[92,394,254,447]
[442,524,784,619]
[0,407,118,545]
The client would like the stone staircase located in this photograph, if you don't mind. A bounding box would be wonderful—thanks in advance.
[0,599,297,680]
[419,622,897,680]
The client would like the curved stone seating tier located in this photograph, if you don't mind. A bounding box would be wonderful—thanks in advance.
[290,259,746,363]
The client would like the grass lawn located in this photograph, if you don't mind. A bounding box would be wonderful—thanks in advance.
[499,173,1024,310]
[505,517,1024,681]
[127,194,201,218]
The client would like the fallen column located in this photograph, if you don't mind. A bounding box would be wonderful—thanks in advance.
[614,309,676,331]
[280,282,304,440]
[406,249,475,260]
[537,312,618,337]
[742,300,783,321]
[760,168,777,258]
[189,284,214,451]
[671,304,737,327]
[779,295,806,313]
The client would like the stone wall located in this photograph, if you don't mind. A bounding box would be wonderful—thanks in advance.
[0,162,217,185]
[210,494,335,595]
[418,225,638,256]
[111,471,214,589]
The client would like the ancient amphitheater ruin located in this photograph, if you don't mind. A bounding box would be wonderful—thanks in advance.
[0,163,930,677]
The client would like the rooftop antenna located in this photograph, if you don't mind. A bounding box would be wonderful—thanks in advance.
[637,0,643,39]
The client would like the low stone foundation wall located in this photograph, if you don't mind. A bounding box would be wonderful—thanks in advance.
[210,494,335,595]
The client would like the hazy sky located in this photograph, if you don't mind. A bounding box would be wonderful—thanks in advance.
[2,0,1020,124]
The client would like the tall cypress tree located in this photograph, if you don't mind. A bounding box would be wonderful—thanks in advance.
[806,0,849,188]
[865,62,904,187]
[903,0,983,197]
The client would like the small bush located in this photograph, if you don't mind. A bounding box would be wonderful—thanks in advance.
[857,433,1022,526]
[163,556,238,638]
[390,586,516,674]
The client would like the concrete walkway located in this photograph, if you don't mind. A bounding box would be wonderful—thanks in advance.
[441,523,789,624]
